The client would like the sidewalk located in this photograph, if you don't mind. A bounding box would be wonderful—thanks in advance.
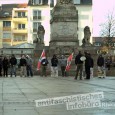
[0,76,115,115]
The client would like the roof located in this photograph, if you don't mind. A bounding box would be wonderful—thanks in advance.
[93,37,115,42]
[9,43,35,49]
[28,0,48,6]
[0,4,27,18]
[80,0,92,5]
[0,4,18,18]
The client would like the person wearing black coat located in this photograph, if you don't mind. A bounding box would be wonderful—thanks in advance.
[9,54,17,77]
[0,56,3,76]
[85,53,93,79]
[41,58,49,77]
[2,56,9,77]
[51,54,58,77]
[74,51,84,80]
[97,54,105,78]
[19,55,27,77]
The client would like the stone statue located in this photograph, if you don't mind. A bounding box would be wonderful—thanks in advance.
[33,25,45,45]
[82,26,92,47]
[59,0,73,4]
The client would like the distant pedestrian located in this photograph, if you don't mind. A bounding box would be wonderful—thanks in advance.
[51,54,58,77]
[19,55,27,77]
[41,57,49,77]
[85,52,93,79]
[74,51,84,80]
[9,54,17,77]
[59,55,67,77]
[0,56,3,77]
[105,56,111,70]
[2,56,9,77]
[26,55,33,77]
[90,54,94,78]
[97,54,105,78]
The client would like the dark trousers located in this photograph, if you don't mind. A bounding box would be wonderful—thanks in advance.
[41,65,47,76]
[75,64,83,79]
[3,67,8,77]
[27,65,33,77]
[85,66,90,79]
[61,66,66,77]
[0,67,2,76]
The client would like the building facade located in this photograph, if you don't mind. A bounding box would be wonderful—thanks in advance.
[0,0,92,47]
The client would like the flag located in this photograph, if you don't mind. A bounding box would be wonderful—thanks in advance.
[37,49,46,70]
[65,53,73,71]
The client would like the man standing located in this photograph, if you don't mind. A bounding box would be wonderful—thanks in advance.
[85,53,93,79]
[75,51,84,80]
[26,55,33,77]
[51,54,58,77]
[97,54,105,78]
[9,54,17,77]
[19,55,27,77]
[59,55,67,77]
[41,57,49,77]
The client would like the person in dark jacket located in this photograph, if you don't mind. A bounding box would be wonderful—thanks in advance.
[90,54,94,78]
[41,57,49,77]
[75,51,84,80]
[19,55,27,77]
[97,54,105,78]
[85,53,93,79]
[2,56,9,77]
[0,56,3,77]
[51,54,58,77]
[9,54,17,77]
[105,56,111,70]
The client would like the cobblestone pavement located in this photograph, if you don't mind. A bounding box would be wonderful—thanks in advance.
[0,76,115,115]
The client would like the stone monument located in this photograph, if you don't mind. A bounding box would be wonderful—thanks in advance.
[82,26,92,47]
[49,0,79,56]
[33,25,46,74]
[33,25,45,49]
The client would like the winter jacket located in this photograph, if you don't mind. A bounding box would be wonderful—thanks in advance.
[51,57,58,67]
[75,54,83,65]
[10,57,17,65]
[97,57,104,66]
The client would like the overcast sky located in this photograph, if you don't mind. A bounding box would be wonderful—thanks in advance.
[0,0,115,37]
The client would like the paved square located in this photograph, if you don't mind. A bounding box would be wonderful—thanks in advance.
[0,76,115,115]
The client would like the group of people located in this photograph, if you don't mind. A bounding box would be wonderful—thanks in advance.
[74,51,94,80]
[0,54,33,77]
[41,51,112,80]
[40,54,67,77]
[0,52,112,78]
[74,51,112,80]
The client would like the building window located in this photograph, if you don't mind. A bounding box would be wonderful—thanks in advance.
[14,35,26,41]
[50,0,54,7]
[32,0,43,4]
[33,22,41,32]
[95,43,101,46]
[33,34,37,40]
[18,12,26,17]
[18,24,25,29]
[73,0,80,4]
[3,33,11,38]
[33,10,41,20]
[3,21,11,27]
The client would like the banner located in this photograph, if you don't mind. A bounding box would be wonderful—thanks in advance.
[65,53,73,71]
[37,49,46,70]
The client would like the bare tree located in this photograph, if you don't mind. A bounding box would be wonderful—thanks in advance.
[100,10,115,47]
[100,11,115,37]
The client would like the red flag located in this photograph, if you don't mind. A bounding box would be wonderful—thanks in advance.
[37,49,46,70]
[65,53,73,71]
